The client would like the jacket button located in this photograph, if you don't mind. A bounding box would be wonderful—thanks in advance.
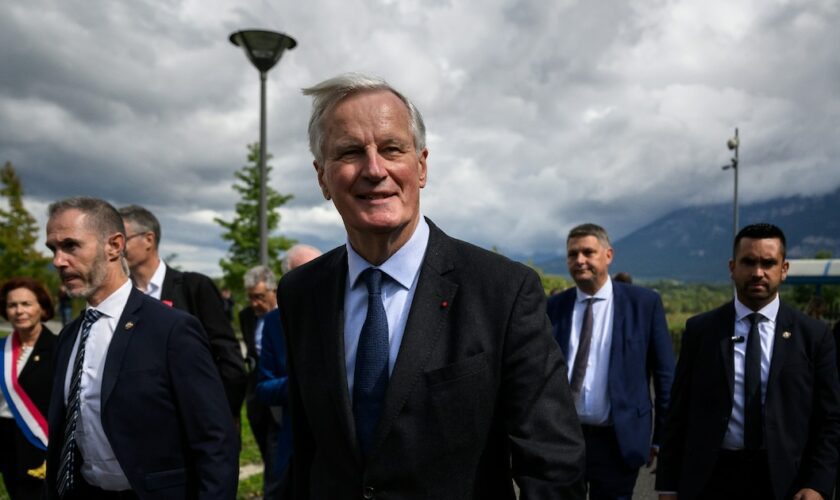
[363,486,375,499]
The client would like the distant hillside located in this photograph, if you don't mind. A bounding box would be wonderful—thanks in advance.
[534,187,840,283]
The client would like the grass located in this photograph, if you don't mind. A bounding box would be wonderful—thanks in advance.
[0,399,263,499]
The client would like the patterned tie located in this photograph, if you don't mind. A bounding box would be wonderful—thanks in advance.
[569,298,594,400]
[353,268,390,456]
[57,308,103,498]
[744,313,763,450]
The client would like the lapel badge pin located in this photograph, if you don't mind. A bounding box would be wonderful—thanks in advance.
[125,321,135,330]
[440,300,449,309]
[33,355,40,362]
[782,331,791,339]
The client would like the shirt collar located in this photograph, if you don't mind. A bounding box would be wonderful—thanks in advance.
[147,260,167,295]
[346,216,430,290]
[734,293,780,323]
[87,279,133,319]
[576,277,613,303]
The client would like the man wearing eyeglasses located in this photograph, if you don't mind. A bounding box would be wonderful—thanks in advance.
[240,265,283,495]
[118,205,247,419]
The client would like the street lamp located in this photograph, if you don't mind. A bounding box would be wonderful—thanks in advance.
[721,128,739,239]
[229,29,297,266]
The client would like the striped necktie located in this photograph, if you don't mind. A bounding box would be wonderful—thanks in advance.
[57,308,103,498]
[570,298,595,400]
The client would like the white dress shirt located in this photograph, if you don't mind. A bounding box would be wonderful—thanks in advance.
[63,279,133,490]
[136,259,166,300]
[567,279,614,425]
[344,218,429,398]
[722,294,779,450]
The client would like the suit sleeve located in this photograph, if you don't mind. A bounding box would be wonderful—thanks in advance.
[795,323,840,496]
[503,269,586,499]
[280,301,315,500]
[186,273,248,415]
[255,311,289,406]
[648,293,676,446]
[167,315,239,499]
[655,317,700,492]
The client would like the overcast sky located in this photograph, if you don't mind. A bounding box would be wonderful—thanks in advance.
[2,0,838,276]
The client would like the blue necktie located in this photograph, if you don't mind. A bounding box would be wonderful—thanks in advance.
[353,268,390,456]
[57,308,103,498]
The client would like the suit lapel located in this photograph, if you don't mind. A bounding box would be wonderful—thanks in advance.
[766,302,795,395]
[51,317,84,411]
[317,248,359,462]
[718,301,736,400]
[101,288,143,410]
[18,325,54,382]
[370,223,459,457]
[556,292,575,358]
[608,283,628,396]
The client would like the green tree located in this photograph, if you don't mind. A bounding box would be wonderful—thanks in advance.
[0,161,53,286]
[215,144,295,293]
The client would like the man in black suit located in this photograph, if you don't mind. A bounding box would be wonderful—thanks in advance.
[44,196,238,499]
[547,223,675,499]
[657,223,840,500]
[118,205,247,417]
[239,265,281,488]
[278,73,585,499]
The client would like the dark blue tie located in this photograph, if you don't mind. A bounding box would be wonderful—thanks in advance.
[57,308,103,498]
[744,313,763,450]
[353,268,390,456]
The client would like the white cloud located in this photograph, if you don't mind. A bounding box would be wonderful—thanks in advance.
[3,0,838,273]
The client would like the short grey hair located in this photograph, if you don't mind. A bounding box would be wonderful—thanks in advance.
[48,196,126,241]
[567,223,612,248]
[281,244,322,274]
[118,204,161,248]
[243,265,277,290]
[302,72,427,165]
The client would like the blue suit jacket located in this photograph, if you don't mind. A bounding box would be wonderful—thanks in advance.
[255,308,292,476]
[546,281,675,468]
[45,287,239,499]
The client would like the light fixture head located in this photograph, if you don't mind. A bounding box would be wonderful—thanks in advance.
[230,29,297,73]
[727,137,739,150]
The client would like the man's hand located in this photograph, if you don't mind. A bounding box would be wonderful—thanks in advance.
[647,445,659,468]
[792,488,823,500]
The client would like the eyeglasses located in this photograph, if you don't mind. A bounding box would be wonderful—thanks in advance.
[125,232,148,242]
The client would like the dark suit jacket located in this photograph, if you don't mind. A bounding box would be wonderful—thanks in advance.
[255,309,292,476]
[2,325,55,479]
[239,306,259,368]
[547,282,675,469]
[161,266,247,415]
[45,287,239,500]
[278,219,585,500]
[656,301,840,499]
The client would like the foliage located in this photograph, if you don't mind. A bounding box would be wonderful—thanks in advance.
[0,161,54,288]
[215,144,295,293]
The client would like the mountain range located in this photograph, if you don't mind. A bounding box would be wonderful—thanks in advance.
[529,187,840,283]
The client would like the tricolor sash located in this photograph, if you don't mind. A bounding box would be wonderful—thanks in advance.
[0,332,48,450]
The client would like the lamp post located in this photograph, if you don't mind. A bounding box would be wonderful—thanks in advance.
[229,29,297,266]
[721,128,739,239]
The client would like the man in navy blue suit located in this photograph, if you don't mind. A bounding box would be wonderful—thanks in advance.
[255,244,322,499]
[43,197,238,499]
[547,223,675,499]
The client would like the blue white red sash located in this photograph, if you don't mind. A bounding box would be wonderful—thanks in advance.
[0,332,48,450]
